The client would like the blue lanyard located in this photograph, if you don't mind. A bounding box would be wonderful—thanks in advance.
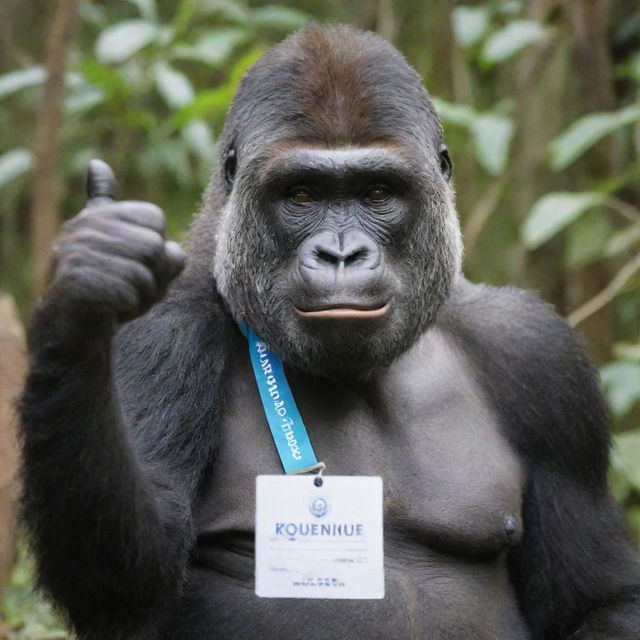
[241,323,325,475]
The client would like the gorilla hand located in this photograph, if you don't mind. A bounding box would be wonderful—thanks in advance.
[45,159,184,340]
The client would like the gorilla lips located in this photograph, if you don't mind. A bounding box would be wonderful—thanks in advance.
[293,301,390,320]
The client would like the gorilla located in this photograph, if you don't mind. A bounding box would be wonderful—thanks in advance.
[19,24,640,640]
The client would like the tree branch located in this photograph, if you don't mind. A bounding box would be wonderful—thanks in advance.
[567,252,640,328]
[29,0,81,296]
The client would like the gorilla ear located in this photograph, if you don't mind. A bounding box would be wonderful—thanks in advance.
[224,146,237,194]
[439,144,453,182]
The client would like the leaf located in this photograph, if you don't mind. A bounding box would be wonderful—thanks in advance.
[549,104,640,170]
[481,20,548,65]
[452,6,490,48]
[522,191,606,249]
[64,85,105,114]
[606,220,640,257]
[612,431,640,495]
[197,0,250,23]
[565,211,613,268]
[127,0,158,22]
[95,20,158,64]
[249,6,309,31]
[0,148,32,188]
[171,28,249,67]
[601,361,640,418]
[432,98,476,127]
[0,67,46,99]
[153,61,194,109]
[228,46,268,84]
[470,114,514,175]
[182,119,216,164]
[171,85,235,127]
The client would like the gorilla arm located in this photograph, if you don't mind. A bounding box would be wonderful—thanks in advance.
[20,161,190,639]
[447,283,640,639]
[510,466,640,639]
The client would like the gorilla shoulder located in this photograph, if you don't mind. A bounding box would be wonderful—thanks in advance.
[440,279,610,485]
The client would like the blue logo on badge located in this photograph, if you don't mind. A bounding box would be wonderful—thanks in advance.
[309,496,329,518]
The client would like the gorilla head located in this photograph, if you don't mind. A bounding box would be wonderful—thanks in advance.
[191,24,462,376]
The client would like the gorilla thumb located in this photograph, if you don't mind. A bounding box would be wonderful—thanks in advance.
[86,158,118,206]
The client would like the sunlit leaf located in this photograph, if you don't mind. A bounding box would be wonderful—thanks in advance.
[549,104,640,170]
[522,191,606,249]
[95,19,158,64]
[64,85,105,114]
[249,6,309,31]
[606,220,640,257]
[601,361,640,418]
[198,0,250,22]
[452,6,490,47]
[432,97,476,127]
[127,0,158,22]
[481,20,548,65]
[0,67,46,99]
[0,148,32,188]
[182,120,216,164]
[153,61,194,109]
[171,28,249,67]
[471,114,513,175]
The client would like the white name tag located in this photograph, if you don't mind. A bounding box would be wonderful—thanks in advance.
[255,475,385,599]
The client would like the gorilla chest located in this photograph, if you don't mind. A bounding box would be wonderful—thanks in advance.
[196,332,524,559]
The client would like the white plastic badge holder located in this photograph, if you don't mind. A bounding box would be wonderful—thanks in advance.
[255,474,385,599]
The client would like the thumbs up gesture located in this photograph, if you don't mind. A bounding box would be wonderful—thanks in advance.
[48,160,185,325]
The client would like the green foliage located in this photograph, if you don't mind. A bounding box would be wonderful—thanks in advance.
[522,192,606,249]
[0,68,47,100]
[1,545,68,639]
[95,19,160,64]
[549,105,640,171]
[481,20,548,66]
[433,98,513,175]
[452,6,490,48]
[0,149,33,188]
[602,361,640,419]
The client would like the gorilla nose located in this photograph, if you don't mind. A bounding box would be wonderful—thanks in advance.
[301,230,381,272]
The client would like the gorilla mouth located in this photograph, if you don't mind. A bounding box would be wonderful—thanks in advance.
[293,302,391,320]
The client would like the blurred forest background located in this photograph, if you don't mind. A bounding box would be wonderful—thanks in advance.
[0,0,639,637]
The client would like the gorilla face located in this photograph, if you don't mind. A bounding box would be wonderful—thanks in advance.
[207,26,462,377]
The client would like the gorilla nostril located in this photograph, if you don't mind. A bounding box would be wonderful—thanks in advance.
[315,249,339,265]
[344,249,368,266]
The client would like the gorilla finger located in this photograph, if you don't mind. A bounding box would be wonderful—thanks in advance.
[106,201,166,235]
[79,202,165,236]
[60,248,159,310]
[86,159,118,207]
[62,226,163,270]
[54,264,141,316]
[163,241,185,281]
[73,218,167,271]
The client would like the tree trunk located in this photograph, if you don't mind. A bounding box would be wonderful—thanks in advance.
[29,0,81,295]
[562,0,617,362]
[0,293,26,597]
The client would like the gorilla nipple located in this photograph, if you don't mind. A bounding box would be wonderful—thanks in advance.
[503,516,521,544]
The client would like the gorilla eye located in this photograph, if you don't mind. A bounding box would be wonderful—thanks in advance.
[224,147,237,191]
[363,185,392,203]
[288,187,314,205]
[439,145,453,181]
